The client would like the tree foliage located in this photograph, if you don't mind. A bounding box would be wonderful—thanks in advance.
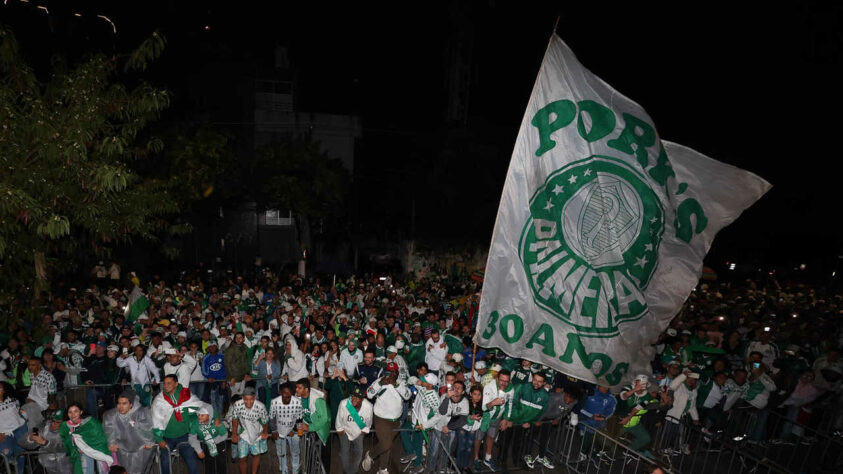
[0,27,198,303]
[250,139,349,220]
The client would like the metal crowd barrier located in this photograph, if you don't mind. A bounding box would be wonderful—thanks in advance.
[651,414,790,474]
[553,421,668,474]
[706,407,843,473]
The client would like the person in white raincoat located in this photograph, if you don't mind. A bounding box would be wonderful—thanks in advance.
[102,389,155,474]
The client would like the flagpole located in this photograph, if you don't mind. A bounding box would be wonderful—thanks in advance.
[553,15,560,34]
[470,341,478,382]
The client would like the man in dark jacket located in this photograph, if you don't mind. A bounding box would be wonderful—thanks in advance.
[83,342,119,419]
[224,332,250,395]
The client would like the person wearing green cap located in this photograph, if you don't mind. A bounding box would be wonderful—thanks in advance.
[335,384,373,474]
[28,409,71,474]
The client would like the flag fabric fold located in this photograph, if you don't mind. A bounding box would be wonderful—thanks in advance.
[475,34,771,388]
[125,285,150,322]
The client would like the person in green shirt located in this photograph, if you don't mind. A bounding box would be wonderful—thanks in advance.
[295,377,331,471]
[614,375,663,459]
[503,371,549,468]
[510,359,533,386]
[150,375,203,474]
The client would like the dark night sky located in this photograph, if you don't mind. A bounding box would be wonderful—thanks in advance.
[3,1,841,275]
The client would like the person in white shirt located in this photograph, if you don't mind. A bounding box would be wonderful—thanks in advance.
[163,348,197,390]
[339,340,363,378]
[745,332,780,372]
[362,363,410,474]
[425,330,448,372]
[269,384,302,474]
[282,335,309,383]
[663,371,699,456]
[336,384,374,474]
[229,386,269,472]
[116,344,161,407]
[146,333,172,364]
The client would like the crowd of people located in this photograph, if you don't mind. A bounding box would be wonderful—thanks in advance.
[0,267,840,474]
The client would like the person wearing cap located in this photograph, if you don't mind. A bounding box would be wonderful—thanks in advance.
[363,362,410,474]
[468,360,488,386]
[398,370,439,473]
[151,375,203,474]
[28,408,71,474]
[82,342,119,420]
[270,383,302,474]
[163,347,197,391]
[662,370,700,456]
[228,385,269,474]
[385,344,409,384]
[614,375,661,459]
[116,342,161,407]
[186,401,228,474]
[201,340,227,415]
[658,359,683,395]
[335,384,374,474]
[102,389,155,474]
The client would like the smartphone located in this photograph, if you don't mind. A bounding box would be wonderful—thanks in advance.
[752,362,761,369]
[89,343,97,352]
[32,428,39,436]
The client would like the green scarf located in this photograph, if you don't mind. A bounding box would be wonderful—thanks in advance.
[346,399,366,429]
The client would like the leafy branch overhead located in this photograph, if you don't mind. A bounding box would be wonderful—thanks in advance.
[0,27,196,301]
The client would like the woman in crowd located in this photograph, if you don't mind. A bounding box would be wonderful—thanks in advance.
[59,403,114,474]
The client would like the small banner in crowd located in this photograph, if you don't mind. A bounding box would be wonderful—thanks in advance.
[475,34,771,387]
[125,285,150,322]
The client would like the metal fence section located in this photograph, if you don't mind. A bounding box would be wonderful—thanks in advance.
[651,415,791,474]
[709,407,843,473]
[300,432,326,474]
[553,421,669,474]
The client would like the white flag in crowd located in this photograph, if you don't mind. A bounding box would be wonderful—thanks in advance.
[475,35,771,387]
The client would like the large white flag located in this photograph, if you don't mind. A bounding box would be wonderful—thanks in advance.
[475,35,771,387]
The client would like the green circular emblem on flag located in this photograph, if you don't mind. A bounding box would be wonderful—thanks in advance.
[519,156,665,336]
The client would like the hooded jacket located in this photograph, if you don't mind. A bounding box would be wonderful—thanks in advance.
[282,334,309,381]
[300,387,330,443]
[102,399,155,474]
